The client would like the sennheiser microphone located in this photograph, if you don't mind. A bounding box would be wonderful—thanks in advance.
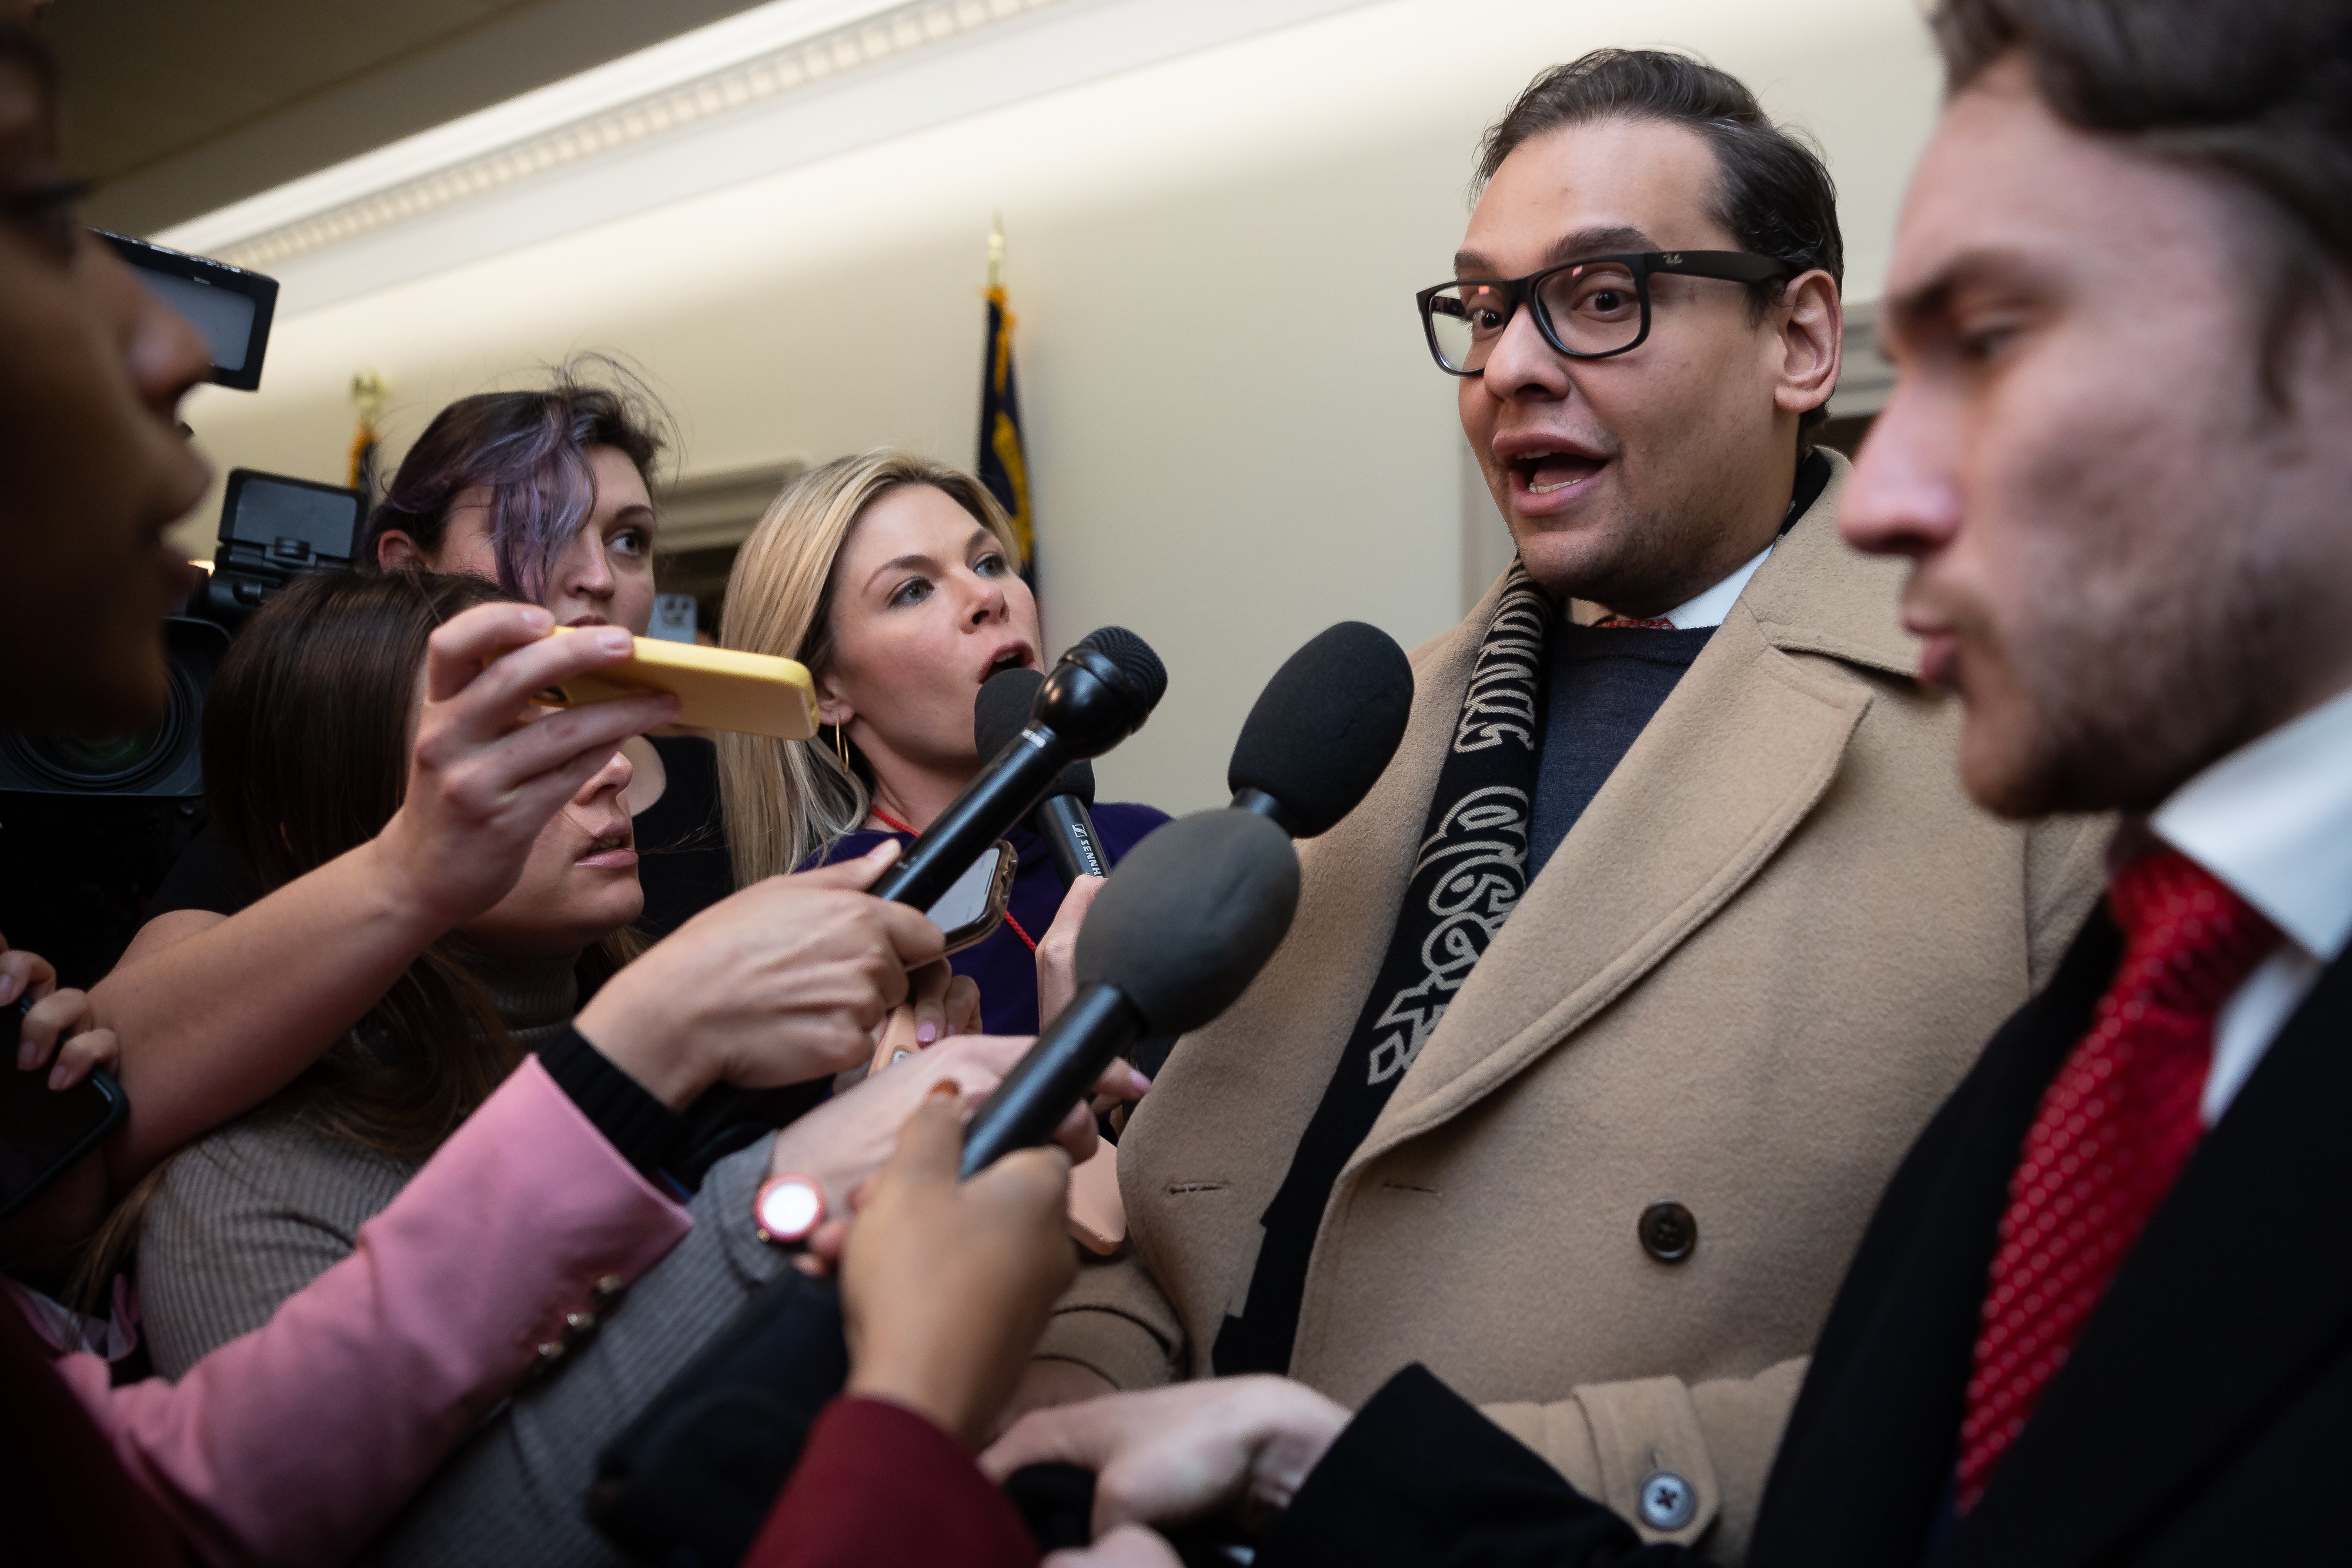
[870,627,1166,911]
[958,808,1299,1176]
[1227,621,1414,837]
[976,667,1105,885]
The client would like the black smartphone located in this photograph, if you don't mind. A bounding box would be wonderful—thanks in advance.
[0,997,128,1221]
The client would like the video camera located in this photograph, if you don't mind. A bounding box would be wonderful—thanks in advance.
[0,236,366,984]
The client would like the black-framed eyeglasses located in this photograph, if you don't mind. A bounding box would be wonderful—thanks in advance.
[1415,250,1796,375]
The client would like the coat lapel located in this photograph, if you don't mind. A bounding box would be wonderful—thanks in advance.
[1354,459,1913,1164]
[1951,947,2352,1566]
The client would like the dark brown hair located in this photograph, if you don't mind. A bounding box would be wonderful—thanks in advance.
[203,570,528,1156]
[1476,49,1845,440]
[1930,0,2352,369]
[72,571,640,1313]
[360,357,672,603]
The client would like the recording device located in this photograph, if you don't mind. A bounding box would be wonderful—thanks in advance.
[1113,621,1412,1084]
[0,617,232,985]
[957,808,1298,1175]
[99,231,278,392]
[0,998,129,1221]
[0,474,360,984]
[975,666,1105,884]
[870,627,1166,911]
[1227,621,1414,837]
[926,841,1018,954]
[528,628,820,740]
[196,469,367,630]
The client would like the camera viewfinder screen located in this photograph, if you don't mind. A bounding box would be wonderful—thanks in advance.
[224,474,365,562]
[138,269,258,374]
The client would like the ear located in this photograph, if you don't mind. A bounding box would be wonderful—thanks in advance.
[376,529,427,571]
[812,667,856,730]
[1772,270,1843,421]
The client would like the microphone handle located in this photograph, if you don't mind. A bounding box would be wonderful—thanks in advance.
[1034,793,1107,884]
[960,981,1141,1177]
[870,728,1067,909]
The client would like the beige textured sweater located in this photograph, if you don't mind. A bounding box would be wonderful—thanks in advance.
[136,948,579,1378]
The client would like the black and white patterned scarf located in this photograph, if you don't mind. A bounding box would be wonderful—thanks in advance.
[1215,565,1546,1375]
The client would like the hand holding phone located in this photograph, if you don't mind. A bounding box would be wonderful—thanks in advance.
[529,628,820,740]
[1,990,128,1221]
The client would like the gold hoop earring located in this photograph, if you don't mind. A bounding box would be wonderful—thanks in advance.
[834,724,850,771]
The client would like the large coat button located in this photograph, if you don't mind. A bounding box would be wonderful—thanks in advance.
[1638,1201,1696,1263]
[1638,1469,1697,1530]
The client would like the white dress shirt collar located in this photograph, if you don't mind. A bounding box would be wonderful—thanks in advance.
[1642,540,1775,631]
[2150,681,2352,965]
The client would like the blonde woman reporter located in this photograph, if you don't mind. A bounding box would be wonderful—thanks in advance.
[721,452,1168,1037]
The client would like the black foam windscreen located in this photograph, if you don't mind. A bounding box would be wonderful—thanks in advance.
[975,667,1043,758]
[1074,810,1298,1037]
[1074,626,1168,711]
[976,667,1095,805]
[1227,621,1414,837]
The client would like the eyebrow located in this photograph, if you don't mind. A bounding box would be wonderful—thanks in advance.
[1455,223,1655,277]
[1882,246,2047,342]
[861,527,1000,593]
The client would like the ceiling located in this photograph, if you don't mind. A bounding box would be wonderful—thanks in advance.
[42,0,770,233]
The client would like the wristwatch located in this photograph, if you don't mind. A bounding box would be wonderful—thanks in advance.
[753,1173,827,1247]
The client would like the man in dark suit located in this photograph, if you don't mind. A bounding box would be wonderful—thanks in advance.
[974,1,2352,1562]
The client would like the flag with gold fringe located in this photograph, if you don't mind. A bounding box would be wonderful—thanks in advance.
[348,369,385,504]
[977,222,1034,586]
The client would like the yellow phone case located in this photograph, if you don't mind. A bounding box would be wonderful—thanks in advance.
[533,629,820,740]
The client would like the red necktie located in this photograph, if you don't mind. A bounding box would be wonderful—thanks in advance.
[1592,614,1676,630]
[1954,848,2278,1512]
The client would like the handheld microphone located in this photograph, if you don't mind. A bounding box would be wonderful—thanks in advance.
[870,627,1165,911]
[1118,622,1412,1084]
[976,667,1105,885]
[1228,620,1414,837]
[958,808,1299,1176]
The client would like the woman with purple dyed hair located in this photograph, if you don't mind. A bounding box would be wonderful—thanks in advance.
[362,362,731,944]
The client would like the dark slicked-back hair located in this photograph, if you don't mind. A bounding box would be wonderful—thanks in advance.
[361,356,671,603]
[1475,49,1844,440]
[1931,0,2352,370]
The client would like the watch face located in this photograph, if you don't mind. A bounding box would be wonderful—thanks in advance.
[757,1176,824,1243]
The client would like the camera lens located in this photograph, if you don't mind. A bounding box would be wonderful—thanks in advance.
[2,663,193,791]
[27,721,172,783]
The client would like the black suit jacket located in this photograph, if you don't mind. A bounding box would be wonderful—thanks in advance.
[1259,912,2352,1567]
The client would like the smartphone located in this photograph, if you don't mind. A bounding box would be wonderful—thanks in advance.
[530,630,820,740]
[867,844,1018,1078]
[928,841,1017,956]
[0,999,128,1221]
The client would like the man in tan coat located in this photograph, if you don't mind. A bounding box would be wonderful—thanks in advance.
[1020,49,2105,1560]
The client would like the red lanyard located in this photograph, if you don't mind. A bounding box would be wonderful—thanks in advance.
[865,806,1038,953]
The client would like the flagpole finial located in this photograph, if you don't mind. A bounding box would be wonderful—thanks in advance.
[987,212,1004,290]
[350,368,386,423]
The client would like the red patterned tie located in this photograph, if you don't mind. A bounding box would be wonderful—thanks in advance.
[1592,614,1677,630]
[1954,848,2278,1512]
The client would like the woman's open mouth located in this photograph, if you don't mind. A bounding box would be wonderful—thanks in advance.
[982,643,1035,681]
[576,825,637,870]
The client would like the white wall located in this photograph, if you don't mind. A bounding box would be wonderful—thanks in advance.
[170,0,1942,814]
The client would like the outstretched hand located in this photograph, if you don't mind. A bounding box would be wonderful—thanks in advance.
[372,604,678,932]
[838,1086,1075,1449]
[578,840,945,1108]
[983,1377,1349,1542]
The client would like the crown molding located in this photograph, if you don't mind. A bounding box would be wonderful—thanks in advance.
[155,0,1071,271]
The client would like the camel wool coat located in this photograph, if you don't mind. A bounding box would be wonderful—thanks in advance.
[1035,453,2110,1562]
